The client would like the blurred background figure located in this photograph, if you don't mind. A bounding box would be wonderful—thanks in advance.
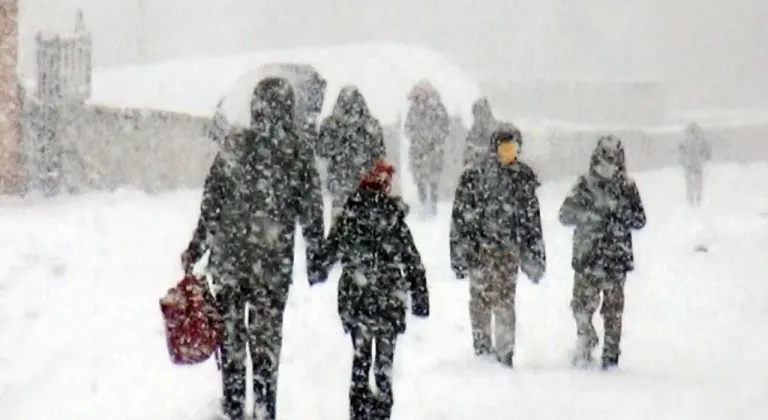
[317,85,387,219]
[679,121,712,207]
[404,80,450,216]
[463,97,498,168]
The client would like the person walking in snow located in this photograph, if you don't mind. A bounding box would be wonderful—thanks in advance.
[678,121,712,207]
[181,77,327,420]
[558,135,646,371]
[463,97,499,168]
[315,159,430,420]
[405,81,450,216]
[317,85,387,219]
[449,123,546,367]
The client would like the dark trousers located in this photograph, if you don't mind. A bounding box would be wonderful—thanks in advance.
[570,270,626,367]
[468,248,519,363]
[684,167,704,207]
[415,179,439,214]
[349,329,398,420]
[411,149,443,215]
[218,282,289,420]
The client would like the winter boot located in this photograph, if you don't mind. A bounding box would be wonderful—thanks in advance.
[473,340,492,357]
[370,392,394,420]
[571,330,599,368]
[496,352,514,368]
[601,351,620,371]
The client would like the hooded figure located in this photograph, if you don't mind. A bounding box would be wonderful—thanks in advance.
[181,77,326,420]
[449,123,546,367]
[404,81,450,215]
[678,122,712,207]
[463,97,499,167]
[317,85,387,217]
[316,159,429,420]
[558,135,646,371]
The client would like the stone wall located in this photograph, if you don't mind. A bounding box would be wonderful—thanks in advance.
[21,103,217,193]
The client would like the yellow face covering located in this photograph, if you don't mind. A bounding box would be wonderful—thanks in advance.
[497,141,518,164]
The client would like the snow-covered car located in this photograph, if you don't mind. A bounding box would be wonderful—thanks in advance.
[207,63,327,143]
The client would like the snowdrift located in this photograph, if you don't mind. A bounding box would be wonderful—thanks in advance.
[87,42,481,125]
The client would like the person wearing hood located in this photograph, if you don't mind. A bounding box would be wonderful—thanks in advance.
[315,159,430,420]
[180,77,327,420]
[678,121,712,207]
[449,123,546,367]
[463,97,498,168]
[558,135,646,371]
[317,85,387,218]
[404,81,451,216]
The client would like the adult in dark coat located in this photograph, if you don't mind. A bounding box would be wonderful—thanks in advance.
[558,135,646,370]
[404,81,450,215]
[449,123,546,367]
[463,97,499,168]
[181,77,327,420]
[317,85,387,218]
[316,160,430,420]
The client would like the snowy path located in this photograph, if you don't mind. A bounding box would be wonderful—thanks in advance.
[0,164,766,420]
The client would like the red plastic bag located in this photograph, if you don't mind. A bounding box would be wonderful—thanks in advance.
[159,274,222,365]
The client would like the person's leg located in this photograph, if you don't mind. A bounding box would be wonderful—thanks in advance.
[218,282,248,419]
[371,334,398,420]
[349,329,374,420]
[248,284,290,420]
[570,272,601,365]
[600,274,627,370]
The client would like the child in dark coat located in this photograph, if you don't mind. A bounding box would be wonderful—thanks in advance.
[558,135,646,370]
[316,159,430,420]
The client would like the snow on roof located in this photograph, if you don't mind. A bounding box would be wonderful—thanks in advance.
[87,43,481,125]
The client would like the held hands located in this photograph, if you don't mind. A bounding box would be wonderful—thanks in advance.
[411,294,430,318]
[452,264,468,280]
[307,263,328,286]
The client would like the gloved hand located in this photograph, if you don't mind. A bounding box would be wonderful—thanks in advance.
[521,256,545,285]
[452,264,468,280]
[579,209,605,225]
[308,269,327,286]
[307,256,328,286]
[411,298,430,318]
[180,248,199,273]
[340,315,354,334]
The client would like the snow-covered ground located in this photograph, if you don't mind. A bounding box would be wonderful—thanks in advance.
[0,162,766,420]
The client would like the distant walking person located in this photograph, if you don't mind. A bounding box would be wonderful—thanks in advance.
[463,97,499,168]
[317,86,387,218]
[679,122,712,207]
[405,81,450,216]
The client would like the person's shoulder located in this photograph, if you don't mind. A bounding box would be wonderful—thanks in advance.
[459,164,483,183]
[389,196,410,218]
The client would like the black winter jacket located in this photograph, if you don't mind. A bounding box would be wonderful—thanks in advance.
[318,189,429,335]
[450,156,546,282]
[558,173,646,274]
[317,87,387,196]
[185,127,326,290]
